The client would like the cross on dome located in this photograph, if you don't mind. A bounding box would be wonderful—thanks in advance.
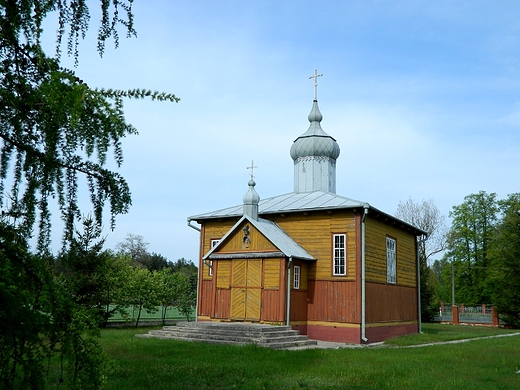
[308,69,323,100]
[246,160,258,180]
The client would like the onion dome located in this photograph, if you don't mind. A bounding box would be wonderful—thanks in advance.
[290,100,340,161]
[243,179,260,220]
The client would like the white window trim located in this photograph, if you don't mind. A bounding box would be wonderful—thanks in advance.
[333,234,346,276]
[209,239,220,276]
[386,237,396,284]
[293,265,301,290]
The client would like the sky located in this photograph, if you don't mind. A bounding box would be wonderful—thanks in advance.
[41,0,520,264]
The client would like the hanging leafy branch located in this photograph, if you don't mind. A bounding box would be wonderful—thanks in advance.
[0,0,179,251]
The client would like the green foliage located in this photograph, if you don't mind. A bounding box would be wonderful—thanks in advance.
[0,221,108,389]
[443,191,499,304]
[488,193,520,327]
[123,265,160,327]
[0,1,178,388]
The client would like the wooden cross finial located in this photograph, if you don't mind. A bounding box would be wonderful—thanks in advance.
[308,69,323,100]
[246,160,258,180]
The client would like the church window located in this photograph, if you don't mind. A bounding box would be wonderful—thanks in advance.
[386,236,397,284]
[293,266,301,289]
[333,234,346,276]
[209,239,220,276]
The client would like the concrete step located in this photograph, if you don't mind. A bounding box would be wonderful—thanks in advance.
[137,322,318,349]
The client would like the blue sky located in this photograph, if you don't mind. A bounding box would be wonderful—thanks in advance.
[43,1,520,263]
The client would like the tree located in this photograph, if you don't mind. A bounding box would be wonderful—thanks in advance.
[0,221,107,389]
[124,265,160,327]
[0,1,178,387]
[55,215,131,327]
[116,233,150,267]
[396,198,448,321]
[488,193,520,327]
[443,191,499,304]
[168,257,198,298]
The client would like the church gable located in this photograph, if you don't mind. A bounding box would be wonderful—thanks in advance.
[213,220,279,254]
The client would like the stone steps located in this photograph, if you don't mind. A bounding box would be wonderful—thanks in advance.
[137,322,318,350]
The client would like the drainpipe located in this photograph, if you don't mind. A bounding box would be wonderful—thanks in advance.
[361,204,369,343]
[187,218,201,322]
[286,256,293,326]
[416,235,427,334]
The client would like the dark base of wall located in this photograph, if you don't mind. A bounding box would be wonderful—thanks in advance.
[365,323,418,343]
[294,323,418,344]
[304,325,361,344]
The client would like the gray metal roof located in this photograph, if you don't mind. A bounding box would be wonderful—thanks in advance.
[203,215,316,261]
[190,191,367,220]
[189,190,427,237]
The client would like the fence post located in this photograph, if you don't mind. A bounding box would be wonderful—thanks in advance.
[452,305,459,325]
[440,300,445,313]
[492,306,499,327]
[482,304,486,314]
[460,304,465,314]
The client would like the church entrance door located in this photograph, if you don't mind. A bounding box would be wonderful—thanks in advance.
[230,259,261,321]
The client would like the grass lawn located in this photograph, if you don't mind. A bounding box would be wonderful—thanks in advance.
[92,323,520,390]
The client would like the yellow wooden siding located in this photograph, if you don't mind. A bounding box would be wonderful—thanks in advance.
[365,218,416,287]
[271,212,357,282]
[217,222,278,253]
[201,219,237,280]
[264,259,280,289]
[216,260,231,289]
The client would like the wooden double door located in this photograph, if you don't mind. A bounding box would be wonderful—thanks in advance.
[230,259,262,321]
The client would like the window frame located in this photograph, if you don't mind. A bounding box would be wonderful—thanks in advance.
[332,233,347,276]
[293,265,301,290]
[209,239,220,276]
[386,236,397,284]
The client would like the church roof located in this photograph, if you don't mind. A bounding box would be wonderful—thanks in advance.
[189,190,427,236]
[190,190,365,220]
[203,215,316,261]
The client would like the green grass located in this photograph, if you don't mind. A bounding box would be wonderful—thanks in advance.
[90,324,520,390]
[385,322,519,346]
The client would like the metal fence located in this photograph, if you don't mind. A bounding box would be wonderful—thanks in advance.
[434,305,495,324]
[107,305,196,323]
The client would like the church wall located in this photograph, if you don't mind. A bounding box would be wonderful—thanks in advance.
[269,210,358,281]
[364,218,417,287]
[201,219,238,280]
[365,282,418,322]
[306,280,360,323]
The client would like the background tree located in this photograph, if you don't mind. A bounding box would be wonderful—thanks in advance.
[395,198,448,321]
[0,1,177,387]
[488,193,520,327]
[116,233,151,267]
[123,265,160,327]
[168,257,198,298]
[443,191,498,304]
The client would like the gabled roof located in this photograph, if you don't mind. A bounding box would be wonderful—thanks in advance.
[190,191,366,220]
[203,215,315,261]
[189,190,427,237]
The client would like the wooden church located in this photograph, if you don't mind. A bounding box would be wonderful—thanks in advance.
[188,76,426,343]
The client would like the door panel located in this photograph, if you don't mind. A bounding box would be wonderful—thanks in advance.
[230,259,262,321]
